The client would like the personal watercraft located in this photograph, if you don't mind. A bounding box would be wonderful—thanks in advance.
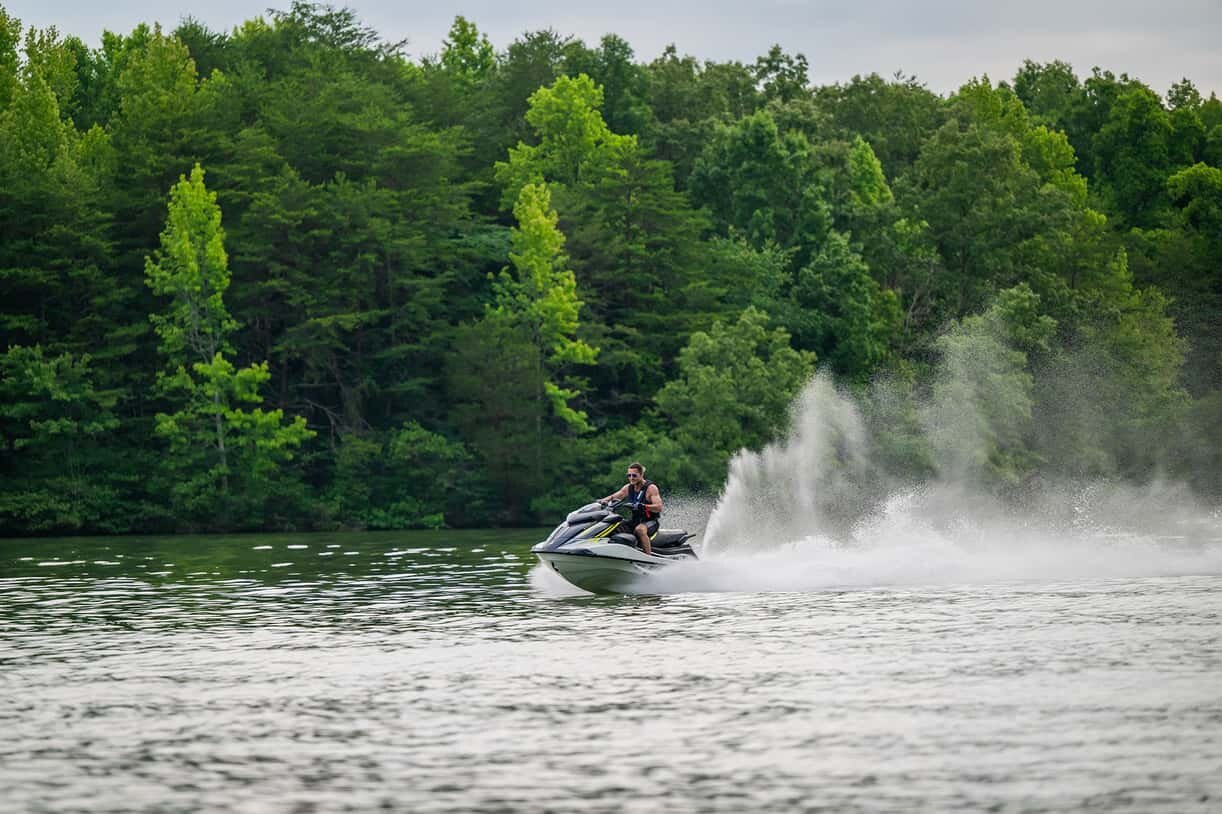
[531,500,698,593]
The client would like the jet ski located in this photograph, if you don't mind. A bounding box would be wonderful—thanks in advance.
[531,500,698,593]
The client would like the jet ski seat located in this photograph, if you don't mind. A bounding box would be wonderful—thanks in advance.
[651,530,691,548]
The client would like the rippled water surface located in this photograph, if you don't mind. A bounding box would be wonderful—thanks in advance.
[3,531,1221,812]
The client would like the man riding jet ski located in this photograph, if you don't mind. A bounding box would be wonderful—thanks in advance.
[531,464,697,593]
[601,462,662,554]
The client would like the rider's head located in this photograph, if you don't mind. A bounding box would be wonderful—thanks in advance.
[627,462,644,482]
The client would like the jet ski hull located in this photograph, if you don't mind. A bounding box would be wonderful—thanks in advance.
[535,549,660,593]
[531,502,697,594]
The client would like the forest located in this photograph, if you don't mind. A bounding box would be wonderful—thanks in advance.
[1,2,1219,534]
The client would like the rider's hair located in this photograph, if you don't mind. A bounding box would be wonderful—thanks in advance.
[628,462,645,474]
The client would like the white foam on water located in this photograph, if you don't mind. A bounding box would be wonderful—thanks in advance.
[647,372,1222,594]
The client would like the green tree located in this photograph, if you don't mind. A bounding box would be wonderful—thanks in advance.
[0,6,19,108]
[654,307,815,489]
[895,78,1100,329]
[1012,59,1081,130]
[688,109,831,265]
[494,73,632,205]
[0,22,111,356]
[563,34,650,136]
[789,231,901,378]
[1035,252,1187,480]
[563,136,710,418]
[0,346,121,533]
[1092,85,1174,226]
[439,15,494,88]
[642,47,760,184]
[753,44,809,104]
[491,181,598,430]
[326,421,481,529]
[923,285,1056,485]
[1128,163,1222,392]
[846,135,894,210]
[811,72,944,179]
[446,313,548,523]
[145,164,313,528]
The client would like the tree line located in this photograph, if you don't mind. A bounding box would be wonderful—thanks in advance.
[1,2,1218,534]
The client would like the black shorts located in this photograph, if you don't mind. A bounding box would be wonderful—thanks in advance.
[625,518,659,536]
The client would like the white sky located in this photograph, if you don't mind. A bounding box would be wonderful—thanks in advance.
[6,1,1221,98]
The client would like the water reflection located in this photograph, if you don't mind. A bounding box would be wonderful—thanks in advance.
[4,532,1222,811]
[1,530,550,642]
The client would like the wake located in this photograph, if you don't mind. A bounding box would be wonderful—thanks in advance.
[532,372,1221,596]
[640,490,1222,594]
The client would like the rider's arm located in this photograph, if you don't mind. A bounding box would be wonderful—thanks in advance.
[646,484,663,513]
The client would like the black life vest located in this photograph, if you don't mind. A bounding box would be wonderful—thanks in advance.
[627,480,659,522]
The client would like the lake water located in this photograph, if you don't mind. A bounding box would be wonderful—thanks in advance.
[3,529,1221,812]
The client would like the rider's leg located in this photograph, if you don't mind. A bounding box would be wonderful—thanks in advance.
[634,522,653,555]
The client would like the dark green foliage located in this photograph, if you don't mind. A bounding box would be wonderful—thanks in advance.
[812,72,945,179]
[653,308,815,490]
[688,109,831,264]
[788,232,901,377]
[325,422,484,529]
[0,4,1218,534]
[0,347,121,532]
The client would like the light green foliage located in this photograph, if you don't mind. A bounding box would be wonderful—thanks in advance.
[152,352,313,527]
[954,78,1086,200]
[0,6,21,108]
[846,135,894,209]
[494,73,633,206]
[496,182,598,367]
[145,164,236,362]
[490,182,596,433]
[439,16,494,86]
[146,164,313,527]
[654,307,815,489]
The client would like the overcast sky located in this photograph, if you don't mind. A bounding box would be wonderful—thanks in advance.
[7,1,1221,98]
